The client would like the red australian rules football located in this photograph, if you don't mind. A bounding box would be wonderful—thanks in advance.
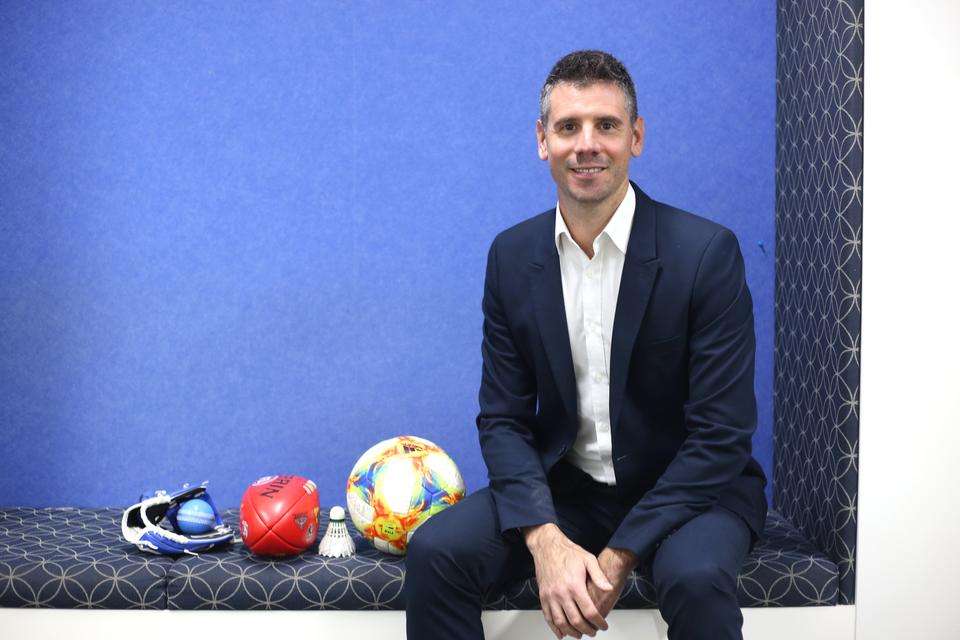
[239,475,320,557]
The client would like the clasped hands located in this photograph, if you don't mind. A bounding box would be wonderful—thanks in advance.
[523,523,638,639]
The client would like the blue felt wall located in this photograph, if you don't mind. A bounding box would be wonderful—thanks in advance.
[0,1,775,509]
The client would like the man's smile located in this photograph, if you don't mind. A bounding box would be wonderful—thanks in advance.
[571,166,606,175]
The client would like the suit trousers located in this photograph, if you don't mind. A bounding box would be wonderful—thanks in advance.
[405,459,754,640]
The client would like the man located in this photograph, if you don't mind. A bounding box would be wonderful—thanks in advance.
[406,50,767,640]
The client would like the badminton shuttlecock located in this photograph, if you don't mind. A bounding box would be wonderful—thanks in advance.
[318,506,356,558]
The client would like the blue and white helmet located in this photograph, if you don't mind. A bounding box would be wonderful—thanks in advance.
[121,482,234,556]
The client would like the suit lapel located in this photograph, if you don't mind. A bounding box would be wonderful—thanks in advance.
[610,182,661,431]
[530,232,578,420]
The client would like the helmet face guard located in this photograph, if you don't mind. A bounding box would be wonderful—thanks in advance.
[121,484,235,556]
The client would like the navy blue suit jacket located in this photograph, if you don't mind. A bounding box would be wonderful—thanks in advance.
[476,181,767,562]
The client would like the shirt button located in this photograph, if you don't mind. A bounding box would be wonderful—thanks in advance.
[598,422,609,432]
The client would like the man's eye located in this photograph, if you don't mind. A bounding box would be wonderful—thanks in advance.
[560,123,576,132]
[600,121,616,130]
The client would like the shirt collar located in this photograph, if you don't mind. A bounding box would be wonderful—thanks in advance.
[554,183,636,255]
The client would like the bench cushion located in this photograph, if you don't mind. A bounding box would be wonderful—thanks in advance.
[0,508,172,609]
[0,506,838,610]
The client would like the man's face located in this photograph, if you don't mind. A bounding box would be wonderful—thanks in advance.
[536,81,644,208]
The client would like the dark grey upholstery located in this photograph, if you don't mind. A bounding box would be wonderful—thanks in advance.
[1,507,837,610]
[775,0,863,605]
[0,508,171,609]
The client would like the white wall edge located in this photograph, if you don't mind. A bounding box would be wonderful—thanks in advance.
[0,606,856,640]
[857,1,960,639]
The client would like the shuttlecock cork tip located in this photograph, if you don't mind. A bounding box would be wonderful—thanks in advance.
[329,506,345,520]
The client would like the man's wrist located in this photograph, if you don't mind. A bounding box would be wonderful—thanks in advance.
[601,546,640,572]
[522,522,559,550]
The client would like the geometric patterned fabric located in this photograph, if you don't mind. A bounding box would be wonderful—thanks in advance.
[1,507,838,609]
[0,508,172,609]
[165,508,405,611]
[774,0,863,605]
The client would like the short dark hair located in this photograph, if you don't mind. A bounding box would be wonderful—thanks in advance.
[539,50,638,125]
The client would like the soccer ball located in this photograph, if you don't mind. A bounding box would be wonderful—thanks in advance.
[346,435,465,555]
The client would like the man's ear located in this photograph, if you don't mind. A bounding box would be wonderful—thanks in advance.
[536,119,549,161]
[631,116,645,157]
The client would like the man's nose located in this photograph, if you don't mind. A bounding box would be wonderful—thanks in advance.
[573,125,601,156]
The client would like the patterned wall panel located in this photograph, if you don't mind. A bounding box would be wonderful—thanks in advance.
[774,0,863,605]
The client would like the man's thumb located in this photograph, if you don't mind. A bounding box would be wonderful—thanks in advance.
[586,557,614,591]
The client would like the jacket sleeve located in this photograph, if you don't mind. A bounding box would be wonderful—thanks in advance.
[606,228,757,561]
[476,237,557,535]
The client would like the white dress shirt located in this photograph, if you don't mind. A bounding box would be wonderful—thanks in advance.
[554,185,636,485]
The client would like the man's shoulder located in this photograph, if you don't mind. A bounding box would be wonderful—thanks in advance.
[654,199,736,249]
[488,207,554,255]
[486,190,741,258]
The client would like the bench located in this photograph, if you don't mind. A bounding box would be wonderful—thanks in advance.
[0,505,837,611]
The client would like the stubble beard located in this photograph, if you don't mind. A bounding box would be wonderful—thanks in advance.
[559,167,626,211]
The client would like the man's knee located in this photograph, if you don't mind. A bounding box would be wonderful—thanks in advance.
[405,516,457,604]
[405,503,505,608]
[406,516,449,572]
[406,502,483,577]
